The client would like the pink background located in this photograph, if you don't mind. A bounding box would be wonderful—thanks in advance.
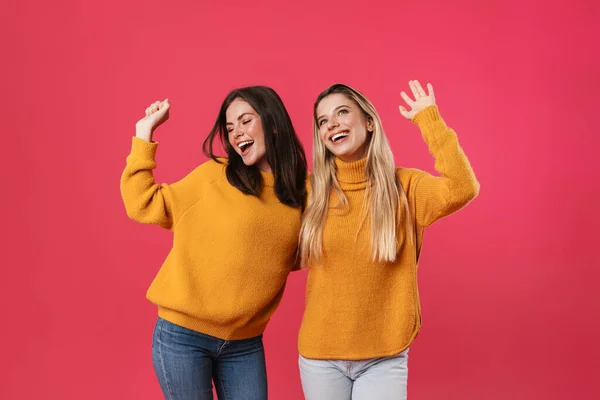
[2,0,599,398]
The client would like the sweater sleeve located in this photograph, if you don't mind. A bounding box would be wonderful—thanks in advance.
[119,137,207,231]
[409,105,480,227]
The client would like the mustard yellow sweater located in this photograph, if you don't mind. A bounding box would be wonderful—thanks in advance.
[120,137,302,340]
[298,105,480,359]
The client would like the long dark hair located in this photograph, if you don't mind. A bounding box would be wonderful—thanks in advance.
[203,86,307,208]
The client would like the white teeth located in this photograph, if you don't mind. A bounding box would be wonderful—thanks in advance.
[331,133,348,142]
[238,140,254,150]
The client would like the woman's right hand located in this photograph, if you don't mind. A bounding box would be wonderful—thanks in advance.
[135,99,170,142]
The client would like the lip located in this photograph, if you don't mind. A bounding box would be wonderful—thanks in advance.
[242,146,254,158]
[327,129,350,145]
[234,139,254,155]
[327,129,350,143]
[235,139,254,147]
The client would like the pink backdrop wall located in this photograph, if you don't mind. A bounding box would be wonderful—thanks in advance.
[2,0,598,398]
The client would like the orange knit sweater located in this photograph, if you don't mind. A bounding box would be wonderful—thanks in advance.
[121,137,302,340]
[298,106,480,359]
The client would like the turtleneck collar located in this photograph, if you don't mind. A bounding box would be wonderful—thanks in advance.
[335,157,368,185]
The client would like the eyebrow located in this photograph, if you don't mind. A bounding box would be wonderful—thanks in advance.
[226,112,254,126]
[317,105,349,122]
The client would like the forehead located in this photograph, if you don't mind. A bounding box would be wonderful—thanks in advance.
[317,93,353,115]
[226,98,257,121]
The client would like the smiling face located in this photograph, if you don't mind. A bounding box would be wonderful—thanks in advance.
[315,93,374,162]
[226,98,271,172]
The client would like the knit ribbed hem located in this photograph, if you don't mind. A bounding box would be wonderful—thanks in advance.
[298,316,421,361]
[412,105,454,146]
[412,105,442,127]
[298,342,413,361]
[157,307,267,341]
[131,136,158,159]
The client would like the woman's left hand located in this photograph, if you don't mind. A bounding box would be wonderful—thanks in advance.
[399,80,436,120]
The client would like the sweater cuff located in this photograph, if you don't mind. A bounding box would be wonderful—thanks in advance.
[131,136,159,160]
[412,105,442,127]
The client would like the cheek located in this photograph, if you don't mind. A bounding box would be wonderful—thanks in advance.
[318,126,329,142]
[343,115,361,130]
[349,118,369,139]
[227,134,236,148]
[251,122,266,143]
[355,130,368,146]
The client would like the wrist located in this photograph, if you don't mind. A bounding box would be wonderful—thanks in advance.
[412,105,441,126]
[136,130,153,142]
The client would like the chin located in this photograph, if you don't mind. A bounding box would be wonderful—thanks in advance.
[241,158,256,167]
[329,149,348,159]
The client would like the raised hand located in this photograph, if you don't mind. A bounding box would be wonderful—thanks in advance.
[399,80,435,120]
[135,99,171,142]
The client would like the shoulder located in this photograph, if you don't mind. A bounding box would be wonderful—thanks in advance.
[395,166,428,191]
[188,158,228,183]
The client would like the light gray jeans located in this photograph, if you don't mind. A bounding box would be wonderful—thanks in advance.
[299,349,409,400]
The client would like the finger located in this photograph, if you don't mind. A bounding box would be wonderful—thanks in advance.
[414,80,427,97]
[145,107,151,117]
[427,83,434,97]
[399,105,408,118]
[157,103,170,116]
[399,106,413,120]
[409,81,420,100]
[400,91,414,105]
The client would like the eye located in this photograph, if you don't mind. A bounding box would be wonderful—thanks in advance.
[227,128,234,133]
[338,108,348,116]
[318,119,327,127]
[242,119,251,125]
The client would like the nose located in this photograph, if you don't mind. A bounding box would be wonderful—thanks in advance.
[233,126,244,138]
[327,118,339,130]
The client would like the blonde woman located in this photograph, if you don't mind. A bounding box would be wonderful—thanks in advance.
[297,81,480,399]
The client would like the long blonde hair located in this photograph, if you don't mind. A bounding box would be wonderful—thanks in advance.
[299,84,413,266]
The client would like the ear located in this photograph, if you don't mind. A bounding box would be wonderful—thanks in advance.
[367,117,375,133]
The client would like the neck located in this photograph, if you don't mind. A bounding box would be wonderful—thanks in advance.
[257,159,272,174]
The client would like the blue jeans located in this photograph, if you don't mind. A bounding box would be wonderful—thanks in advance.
[151,318,267,400]
[299,349,409,400]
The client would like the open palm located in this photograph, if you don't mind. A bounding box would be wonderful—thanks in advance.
[399,80,436,120]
